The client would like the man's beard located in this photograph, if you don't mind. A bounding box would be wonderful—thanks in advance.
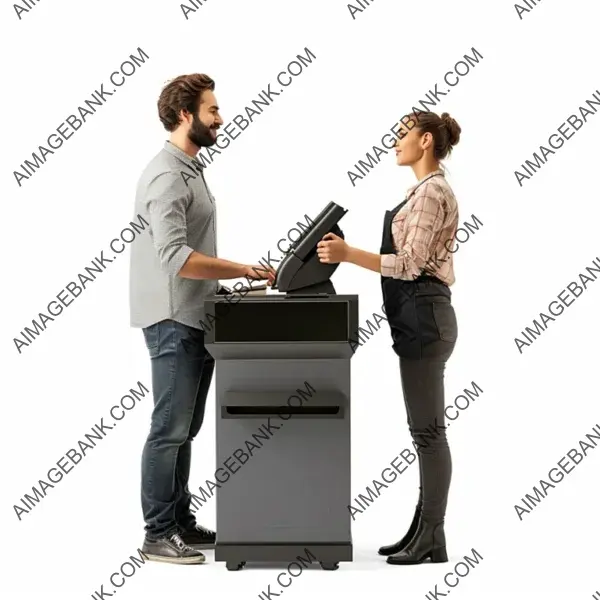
[188,113,217,147]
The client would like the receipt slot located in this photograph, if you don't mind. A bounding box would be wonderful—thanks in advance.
[204,202,358,571]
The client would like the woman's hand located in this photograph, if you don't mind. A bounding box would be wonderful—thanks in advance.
[317,233,350,264]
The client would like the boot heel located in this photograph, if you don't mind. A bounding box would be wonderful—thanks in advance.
[430,547,448,563]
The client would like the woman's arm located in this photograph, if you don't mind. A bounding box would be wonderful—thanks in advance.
[317,233,382,273]
[345,247,382,274]
[317,182,446,277]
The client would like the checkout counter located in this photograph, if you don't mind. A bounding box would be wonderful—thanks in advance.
[204,202,358,571]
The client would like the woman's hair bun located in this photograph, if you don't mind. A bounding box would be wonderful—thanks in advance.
[440,112,461,147]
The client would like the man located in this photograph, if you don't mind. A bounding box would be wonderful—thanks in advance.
[129,73,274,565]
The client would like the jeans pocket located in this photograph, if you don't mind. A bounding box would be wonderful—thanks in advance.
[180,326,208,359]
[143,323,161,358]
[432,302,458,343]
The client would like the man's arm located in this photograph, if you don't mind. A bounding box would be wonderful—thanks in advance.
[179,251,248,280]
[145,171,252,281]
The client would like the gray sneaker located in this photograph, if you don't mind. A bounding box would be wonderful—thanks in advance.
[142,532,206,564]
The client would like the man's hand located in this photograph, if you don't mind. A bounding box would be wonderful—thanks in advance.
[244,264,276,285]
[317,233,349,264]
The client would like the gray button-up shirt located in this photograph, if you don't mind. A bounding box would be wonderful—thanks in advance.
[129,141,218,330]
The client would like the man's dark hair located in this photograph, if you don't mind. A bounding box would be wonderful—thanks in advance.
[157,74,215,132]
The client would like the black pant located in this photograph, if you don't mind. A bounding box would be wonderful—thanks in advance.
[399,339,455,522]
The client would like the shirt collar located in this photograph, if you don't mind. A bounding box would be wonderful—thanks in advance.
[163,140,204,172]
[406,169,445,199]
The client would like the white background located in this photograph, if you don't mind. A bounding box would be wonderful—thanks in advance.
[1,0,599,598]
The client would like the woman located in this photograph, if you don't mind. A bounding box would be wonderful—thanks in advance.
[317,110,461,566]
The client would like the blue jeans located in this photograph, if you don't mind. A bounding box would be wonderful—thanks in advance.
[141,319,214,539]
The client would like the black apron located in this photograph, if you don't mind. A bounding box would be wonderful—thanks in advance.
[380,199,454,359]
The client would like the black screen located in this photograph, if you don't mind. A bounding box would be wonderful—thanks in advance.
[213,301,349,342]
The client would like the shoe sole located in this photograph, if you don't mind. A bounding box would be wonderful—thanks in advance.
[387,558,436,565]
[143,552,206,565]
[387,554,448,565]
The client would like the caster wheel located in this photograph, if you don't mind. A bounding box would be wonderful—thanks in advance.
[226,561,245,571]
[320,562,339,570]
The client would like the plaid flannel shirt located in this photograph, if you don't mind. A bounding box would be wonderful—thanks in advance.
[380,169,458,286]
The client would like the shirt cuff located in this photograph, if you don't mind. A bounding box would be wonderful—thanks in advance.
[381,253,397,278]
[169,245,195,277]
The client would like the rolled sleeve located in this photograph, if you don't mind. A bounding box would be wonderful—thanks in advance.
[381,253,397,277]
[144,171,195,276]
[385,184,446,280]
